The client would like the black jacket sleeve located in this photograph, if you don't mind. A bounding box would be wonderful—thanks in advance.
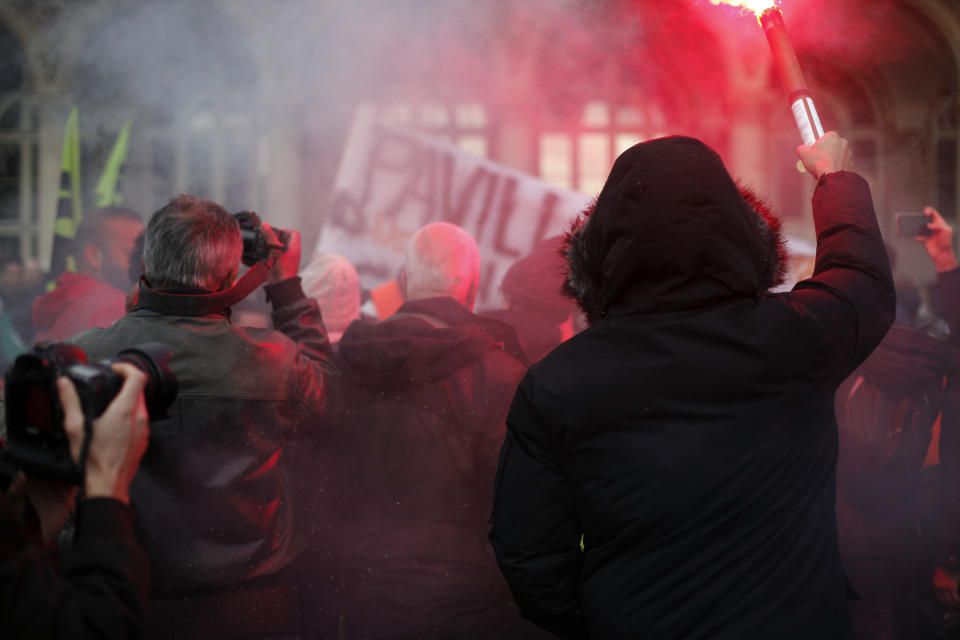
[265,276,337,374]
[0,497,150,639]
[790,171,896,380]
[265,276,341,429]
[489,379,587,639]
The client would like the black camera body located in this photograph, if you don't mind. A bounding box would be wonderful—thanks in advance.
[234,211,290,267]
[3,342,178,483]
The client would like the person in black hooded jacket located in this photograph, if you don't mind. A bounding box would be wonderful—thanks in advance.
[489,132,895,640]
[326,222,543,639]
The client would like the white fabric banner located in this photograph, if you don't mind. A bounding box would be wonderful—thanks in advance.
[316,107,591,309]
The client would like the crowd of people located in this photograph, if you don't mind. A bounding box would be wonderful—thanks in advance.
[0,130,956,639]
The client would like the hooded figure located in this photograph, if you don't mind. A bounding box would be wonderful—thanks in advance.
[489,135,895,639]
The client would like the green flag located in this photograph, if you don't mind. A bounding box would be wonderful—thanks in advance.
[95,120,131,207]
[49,106,82,281]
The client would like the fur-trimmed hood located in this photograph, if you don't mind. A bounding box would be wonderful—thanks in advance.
[563,136,786,324]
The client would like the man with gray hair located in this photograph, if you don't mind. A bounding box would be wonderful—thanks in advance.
[325,221,539,637]
[71,194,336,639]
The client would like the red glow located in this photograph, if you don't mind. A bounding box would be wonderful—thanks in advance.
[710,0,777,16]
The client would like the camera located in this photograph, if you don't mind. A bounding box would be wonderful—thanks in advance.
[2,342,178,483]
[234,211,290,267]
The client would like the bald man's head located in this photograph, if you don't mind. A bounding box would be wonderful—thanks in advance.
[403,222,481,309]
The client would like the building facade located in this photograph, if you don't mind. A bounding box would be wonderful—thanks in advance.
[0,0,956,288]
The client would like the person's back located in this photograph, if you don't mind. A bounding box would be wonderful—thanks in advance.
[76,313,325,589]
[490,134,895,639]
[72,196,333,639]
[522,295,862,637]
[330,222,534,638]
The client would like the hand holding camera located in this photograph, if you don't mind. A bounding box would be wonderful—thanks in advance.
[60,363,149,504]
[232,211,300,284]
[3,362,152,541]
[261,222,301,283]
[4,342,177,485]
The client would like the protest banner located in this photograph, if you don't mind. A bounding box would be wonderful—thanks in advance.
[317,106,591,310]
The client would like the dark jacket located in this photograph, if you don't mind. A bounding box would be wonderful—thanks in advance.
[481,307,562,363]
[33,271,127,342]
[71,277,334,634]
[329,296,533,638]
[835,323,954,557]
[0,497,150,639]
[489,137,895,640]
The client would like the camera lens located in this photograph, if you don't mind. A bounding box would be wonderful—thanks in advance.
[114,342,179,419]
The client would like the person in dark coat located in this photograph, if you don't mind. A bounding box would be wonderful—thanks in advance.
[71,196,335,639]
[328,222,540,638]
[923,207,960,622]
[835,205,960,639]
[1,363,151,639]
[488,132,895,639]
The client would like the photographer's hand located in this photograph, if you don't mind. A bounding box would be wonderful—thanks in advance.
[60,364,149,504]
[797,131,853,180]
[918,206,957,273]
[261,222,302,283]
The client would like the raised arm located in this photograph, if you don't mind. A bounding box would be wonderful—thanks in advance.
[792,132,896,379]
[261,225,337,374]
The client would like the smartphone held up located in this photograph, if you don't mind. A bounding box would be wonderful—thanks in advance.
[895,212,934,239]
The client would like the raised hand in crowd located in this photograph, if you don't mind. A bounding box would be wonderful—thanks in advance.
[919,206,957,273]
[261,221,302,283]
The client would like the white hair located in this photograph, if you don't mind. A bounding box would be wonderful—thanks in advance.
[404,222,480,307]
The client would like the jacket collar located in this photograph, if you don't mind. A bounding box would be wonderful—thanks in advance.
[130,262,272,319]
[397,297,529,365]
